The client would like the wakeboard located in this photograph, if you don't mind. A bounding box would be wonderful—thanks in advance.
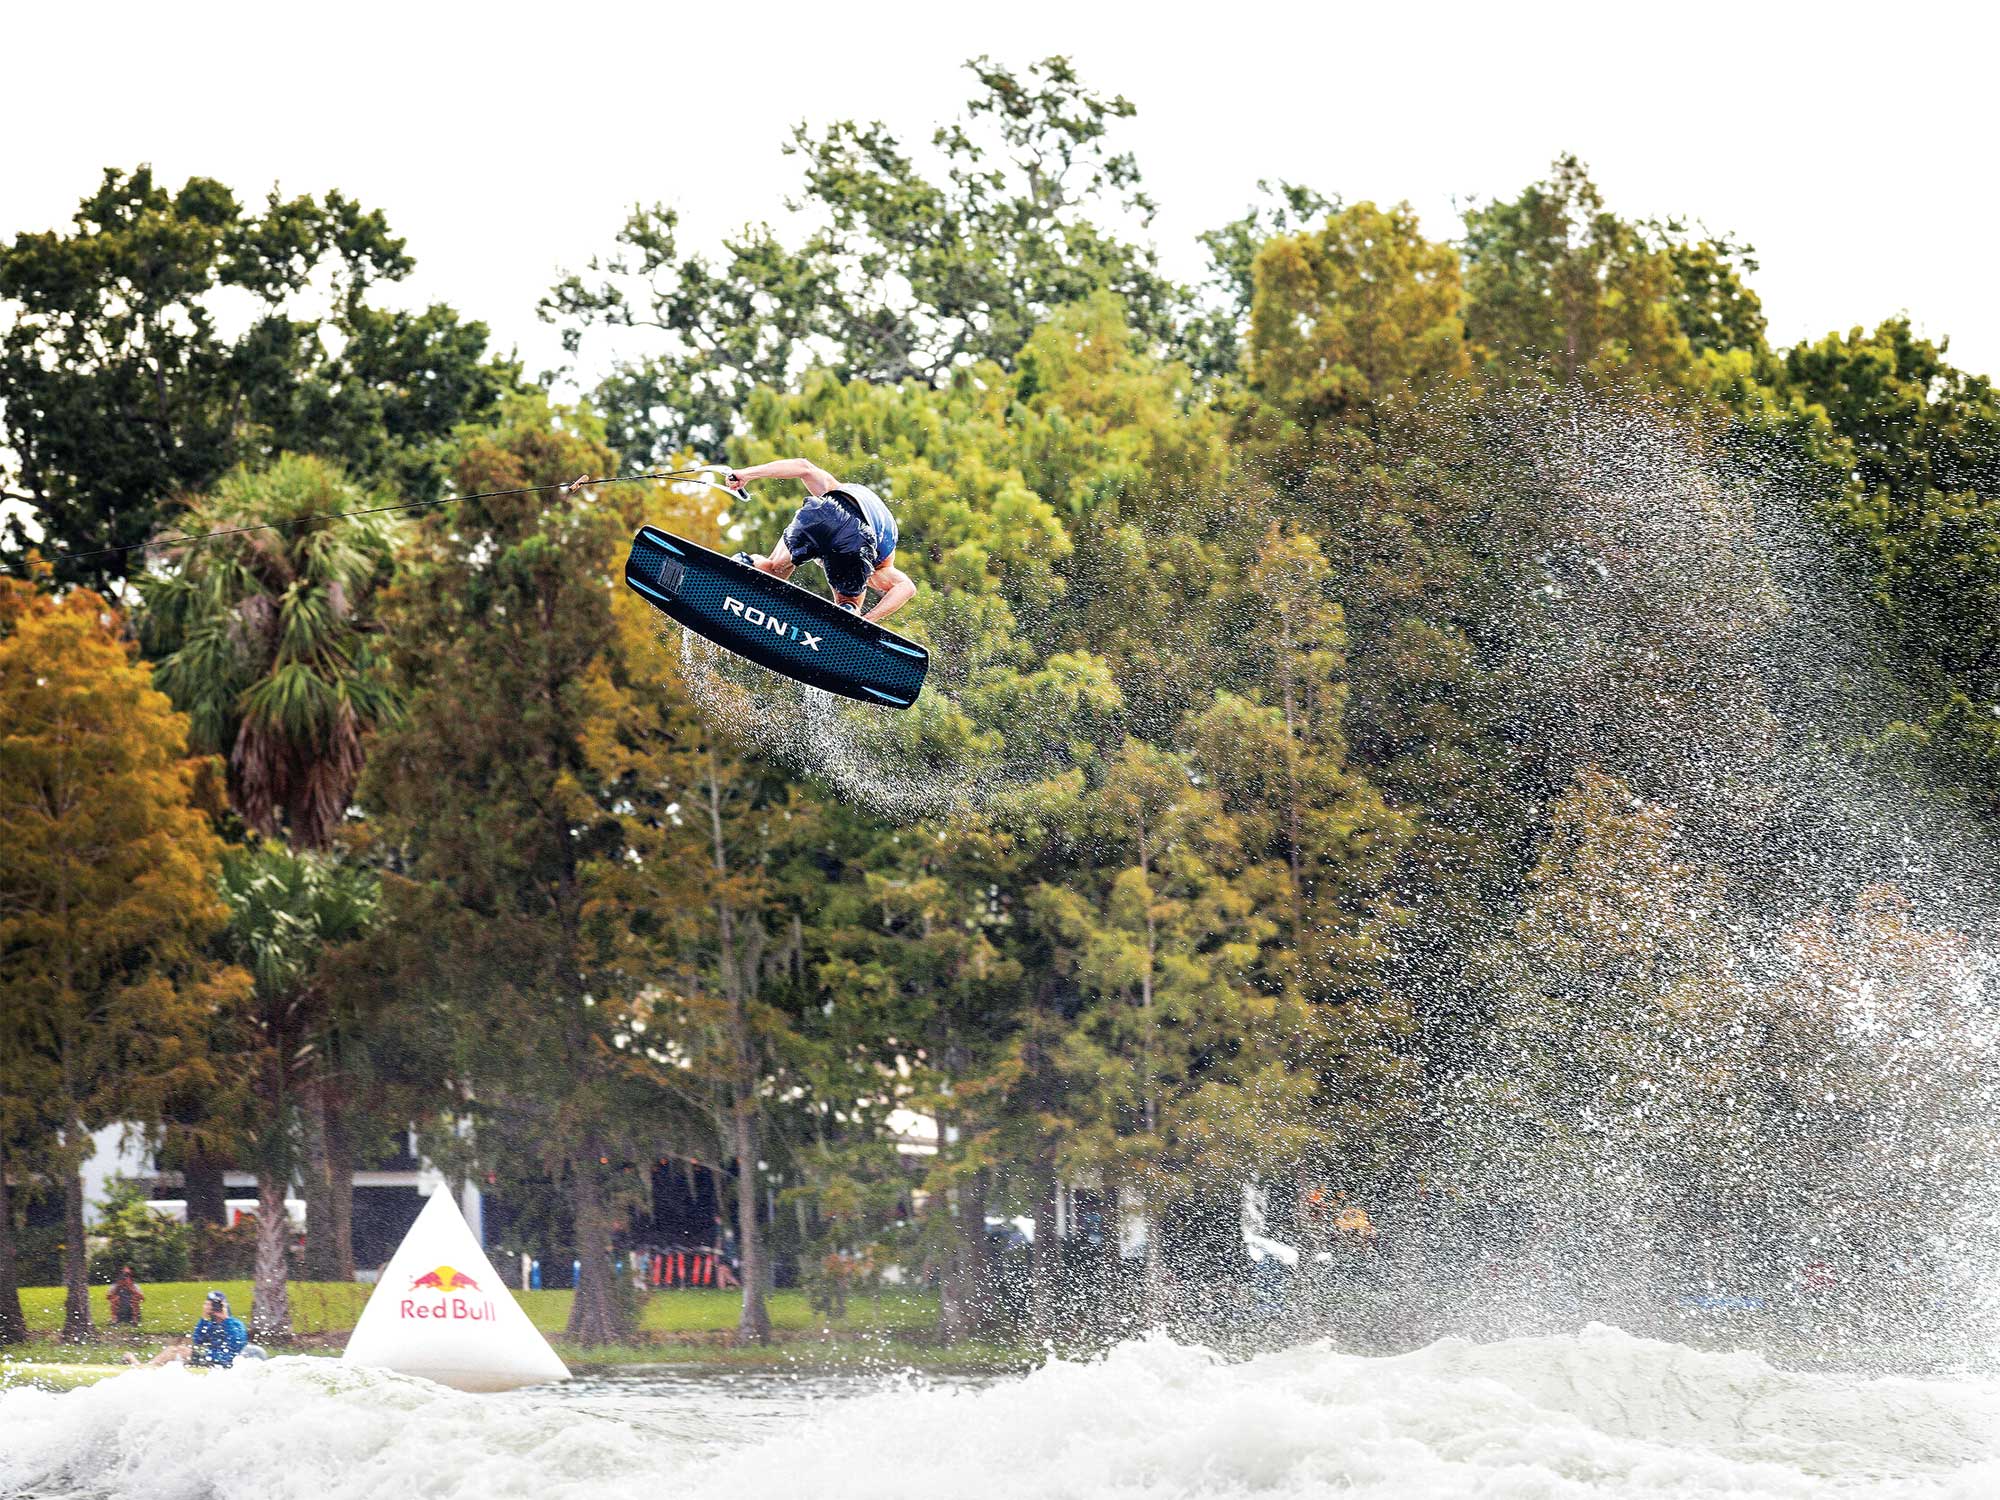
[624,526,929,708]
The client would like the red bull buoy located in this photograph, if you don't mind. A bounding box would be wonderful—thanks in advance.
[343,1188,569,1392]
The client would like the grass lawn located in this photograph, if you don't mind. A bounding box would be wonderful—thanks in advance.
[15,1281,373,1347]
[541,1286,937,1337]
[3,1282,976,1379]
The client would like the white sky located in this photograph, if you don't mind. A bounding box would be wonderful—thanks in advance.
[6,1,1995,384]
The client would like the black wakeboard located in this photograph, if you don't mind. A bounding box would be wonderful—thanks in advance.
[624,526,928,709]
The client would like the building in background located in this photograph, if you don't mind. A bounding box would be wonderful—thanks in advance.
[76,1123,479,1272]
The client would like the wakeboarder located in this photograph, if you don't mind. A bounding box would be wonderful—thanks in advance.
[725,460,915,623]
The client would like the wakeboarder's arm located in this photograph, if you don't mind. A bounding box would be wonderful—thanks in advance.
[864,559,915,624]
[727,459,839,496]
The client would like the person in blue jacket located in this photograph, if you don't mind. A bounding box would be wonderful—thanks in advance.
[188,1290,250,1367]
[148,1289,250,1367]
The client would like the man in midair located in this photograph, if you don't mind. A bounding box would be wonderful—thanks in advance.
[725,460,915,623]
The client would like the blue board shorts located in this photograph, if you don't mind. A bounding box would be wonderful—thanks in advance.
[783,487,897,595]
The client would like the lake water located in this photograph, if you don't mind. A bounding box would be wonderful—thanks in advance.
[3,1326,1996,1498]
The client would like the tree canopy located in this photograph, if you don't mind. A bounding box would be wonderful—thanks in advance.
[0,168,518,588]
[3,74,1996,1358]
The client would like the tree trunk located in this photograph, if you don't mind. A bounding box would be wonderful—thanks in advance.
[61,1158,92,1343]
[251,1172,292,1341]
[1137,823,1164,1329]
[706,751,769,1348]
[1101,1174,1123,1335]
[1030,1164,1060,1340]
[933,1186,969,1344]
[1143,1209,1166,1327]
[933,1101,971,1346]
[0,1150,28,1344]
[564,1144,628,1346]
[732,1095,771,1344]
[960,1167,993,1335]
[325,1105,356,1281]
[300,1074,338,1281]
[183,1144,226,1228]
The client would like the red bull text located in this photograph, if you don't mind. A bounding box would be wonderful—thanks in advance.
[400,1264,494,1322]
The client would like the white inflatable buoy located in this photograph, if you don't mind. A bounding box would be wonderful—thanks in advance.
[342,1188,570,1392]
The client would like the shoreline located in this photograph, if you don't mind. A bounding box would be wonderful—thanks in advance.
[0,1323,1037,1389]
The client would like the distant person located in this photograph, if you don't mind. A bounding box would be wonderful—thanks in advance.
[107,1266,145,1326]
[725,461,916,623]
[147,1289,250,1368]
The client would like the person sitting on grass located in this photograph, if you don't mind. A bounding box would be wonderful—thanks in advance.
[145,1289,249,1368]
[107,1266,145,1326]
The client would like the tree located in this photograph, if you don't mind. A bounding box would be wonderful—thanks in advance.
[590,479,835,1345]
[0,577,244,1340]
[1246,200,1472,437]
[1237,237,1522,1115]
[139,453,403,1277]
[364,398,652,1346]
[0,781,55,1343]
[546,57,1180,463]
[1180,180,1335,383]
[140,453,401,850]
[1165,527,1422,1281]
[1450,767,1733,1267]
[0,167,515,588]
[1775,320,2000,815]
[213,843,378,1338]
[1731,887,1996,1309]
[0,1127,33,1343]
[1660,231,1769,359]
[610,730,811,1345]
[1034,741,1292,1321]
[1461,155,1767,394]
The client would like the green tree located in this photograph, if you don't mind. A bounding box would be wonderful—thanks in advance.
[1034,741,1285,1320]
[1451,768,1732,1259]
[1462,155,1768,395]
[1775,319,2000,813]
[1168,528,1422,1262]
[364,398,654,1346]
[1237,222,1525,1103]
[1247,200,1472,438]
[140,454,401,850]
[547,57,1180,463]
[0,578,244,1340]
[0,167,515,587]
[214,842,378,1339]
[86,1175,193,1282]
[807,813,1028,1342]
[1180,180,1334,383]
[591,477,859,1344]
[139,454,403,1277]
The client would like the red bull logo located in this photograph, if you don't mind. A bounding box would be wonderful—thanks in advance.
[408,1265,481,1293]
[399,1264,494,1322]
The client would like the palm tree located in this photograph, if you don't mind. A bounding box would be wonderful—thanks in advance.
[216,843,379,1341]
[140,452,400,850]
[141,454,399,1280]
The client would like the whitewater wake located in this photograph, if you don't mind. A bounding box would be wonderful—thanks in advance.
[4,1328,1995,1499]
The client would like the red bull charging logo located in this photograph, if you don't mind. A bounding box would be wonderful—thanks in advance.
[399,1264,494,1322]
